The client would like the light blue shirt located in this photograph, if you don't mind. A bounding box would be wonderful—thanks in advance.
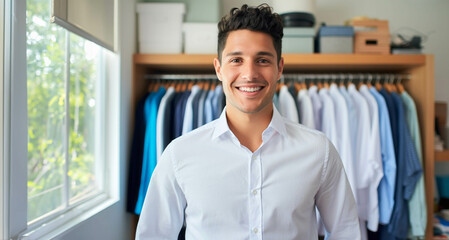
[197,87,208,127]
[182,85,201,135]
[370,87,397,225]
[136,106,361,240]
[401,91,427,237]
[135,87,166,215]
[204,88,215,124]
[212,85,224,120]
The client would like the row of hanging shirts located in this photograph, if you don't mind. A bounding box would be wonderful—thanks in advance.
[127,72,425,240]
[274,73,424,240]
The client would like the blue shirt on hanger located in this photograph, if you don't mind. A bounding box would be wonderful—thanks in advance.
[127,93,149,213]
[135,87,166,215]
[370,87,397,225]
[379,90,422,240]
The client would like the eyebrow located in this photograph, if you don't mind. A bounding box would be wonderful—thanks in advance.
[225,51,275,58]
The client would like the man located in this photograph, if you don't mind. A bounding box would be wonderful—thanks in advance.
[136,4,360,239]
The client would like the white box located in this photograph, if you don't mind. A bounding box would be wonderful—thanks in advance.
[136,3,185,54]
[140,40,183,54]
[183,23,217,54]
[283,27,315,53]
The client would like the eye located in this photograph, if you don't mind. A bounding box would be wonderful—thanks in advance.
[257,58,270,64]
[230,58,242,63]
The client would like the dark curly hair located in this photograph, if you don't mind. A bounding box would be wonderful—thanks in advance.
[217,4,283,63]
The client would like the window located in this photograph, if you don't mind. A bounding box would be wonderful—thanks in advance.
[4,0,119,238]
[27,0,105,223]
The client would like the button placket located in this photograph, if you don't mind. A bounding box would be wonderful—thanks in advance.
[249,153,262,239]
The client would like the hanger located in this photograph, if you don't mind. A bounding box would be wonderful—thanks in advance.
[347,74,356,88]
[366,74,373,88]
[396,74,405,93]
[323,75,330,89]
[389,74,398,93]
[375,74,383,91]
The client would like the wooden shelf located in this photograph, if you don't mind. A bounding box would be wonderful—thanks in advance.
[436,149,449,161]
[133,53,427,72]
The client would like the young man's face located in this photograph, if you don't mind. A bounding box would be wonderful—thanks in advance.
[214,29,284,115]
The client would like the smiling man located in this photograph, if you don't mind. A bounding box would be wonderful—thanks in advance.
[136,4,360,240]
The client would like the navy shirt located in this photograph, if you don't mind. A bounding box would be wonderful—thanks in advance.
[378,91,422,240]
[126,93,149,213]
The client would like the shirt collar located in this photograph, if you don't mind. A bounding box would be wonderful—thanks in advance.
[211,105,288,140]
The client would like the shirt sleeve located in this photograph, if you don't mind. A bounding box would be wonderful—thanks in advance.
[135,143,186,240]
[315,138,361,240]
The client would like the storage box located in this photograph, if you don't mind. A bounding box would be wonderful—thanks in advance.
[350,19,390,54]
[183,23,218,54]
[283,27,315,53]
[136,3,185,54]
[316,26,354,53]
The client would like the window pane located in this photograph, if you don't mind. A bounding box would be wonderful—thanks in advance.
[26,0,66,221]
[68,33,102,202]
[27,0,104,223]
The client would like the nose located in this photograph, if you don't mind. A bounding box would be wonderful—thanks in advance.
[241,62,259,81]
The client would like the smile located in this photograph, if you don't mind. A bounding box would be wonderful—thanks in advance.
[237,86,263,92]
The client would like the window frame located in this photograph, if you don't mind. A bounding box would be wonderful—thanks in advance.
[1,0,7,238]
[3,0,121,239]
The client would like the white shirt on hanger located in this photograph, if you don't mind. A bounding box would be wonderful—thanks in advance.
[278,85,299,123]
[339,85,358,168]
[297,88,315,129]
[347,84,376,239]
[156,86,175,162]
[182,85,201,135]
[318,87,338,146]
[308,85,323,130]
[359,84,384,232]
[329,83,357,201]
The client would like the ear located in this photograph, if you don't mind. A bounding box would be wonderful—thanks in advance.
[277,57,284,81]
[213,58,223,81]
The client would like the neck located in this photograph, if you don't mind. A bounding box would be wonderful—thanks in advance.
[225,105,273,152]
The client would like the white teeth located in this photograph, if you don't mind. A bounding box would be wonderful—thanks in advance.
[239,86,262,92]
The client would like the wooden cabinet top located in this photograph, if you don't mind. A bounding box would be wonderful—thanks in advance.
[133,53,428,72]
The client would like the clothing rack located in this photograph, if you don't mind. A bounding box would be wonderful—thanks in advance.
[144,74,218,80]
[281,73,411,84]
[144,73,410,83]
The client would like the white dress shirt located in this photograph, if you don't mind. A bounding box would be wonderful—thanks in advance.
[318,88,338,145]
[156,86,175,162]
[296,89,315,129]
[136,106,361,240]
[308,85,322,130]
[359,85,383,231]
[329,84,356,200]
[182,85,201,135]
[277,85,299,123]
[348,84,377,238]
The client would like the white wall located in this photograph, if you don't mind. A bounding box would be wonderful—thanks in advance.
[222,0,449,127]
[314,0,449,125]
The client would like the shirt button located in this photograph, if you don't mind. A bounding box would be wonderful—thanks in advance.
[252,189,258,195]
[252,156,257,160]
[253,227,258,233]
